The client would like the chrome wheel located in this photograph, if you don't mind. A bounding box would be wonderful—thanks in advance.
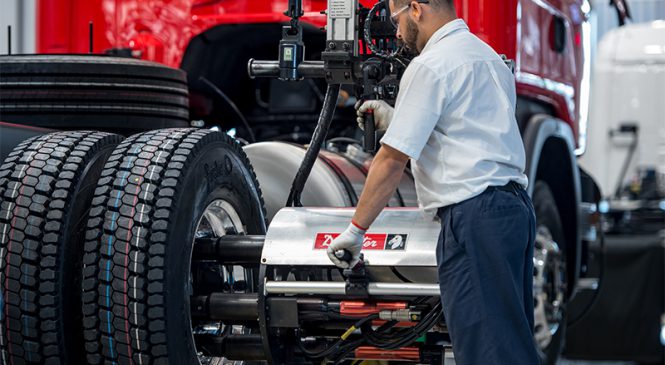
[192,200,251,364]
[533,225,566,349]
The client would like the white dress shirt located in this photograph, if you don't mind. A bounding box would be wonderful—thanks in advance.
[381,19,528,217]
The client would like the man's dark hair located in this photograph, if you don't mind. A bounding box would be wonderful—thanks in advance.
[393,0,455,11]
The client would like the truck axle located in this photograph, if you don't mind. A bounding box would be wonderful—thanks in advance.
[193,235,265,264]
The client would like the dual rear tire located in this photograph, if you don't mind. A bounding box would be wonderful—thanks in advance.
[0,129,266,364]
[0,131,123,363]
[80,129,266,364]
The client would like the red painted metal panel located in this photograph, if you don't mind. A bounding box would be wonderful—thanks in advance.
[38,0,110,53]
[454,0,518,60]
[354,347,421,361]
[515,0,585,141]
[38,0,72,53]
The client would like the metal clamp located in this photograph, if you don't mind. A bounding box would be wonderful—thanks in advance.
[343,254,369,297]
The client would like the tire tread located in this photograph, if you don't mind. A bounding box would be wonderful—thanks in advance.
[81,129,266,364]
[0,131,123,364]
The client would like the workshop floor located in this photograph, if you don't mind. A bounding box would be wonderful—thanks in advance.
[558,360,636,365]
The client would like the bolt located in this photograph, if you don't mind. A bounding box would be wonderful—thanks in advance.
[328,42,336,49]
[343,42,350,51]
[262,258,267,263]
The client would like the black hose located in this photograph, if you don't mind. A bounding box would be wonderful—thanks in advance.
[329,302,442,363]
[362,301,442,350]
[296,313,378,359]
[297,301,443,363]
[286,83,341,207]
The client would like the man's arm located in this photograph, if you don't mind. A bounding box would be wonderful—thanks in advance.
[326,143,410,268]
[353,144,410,228]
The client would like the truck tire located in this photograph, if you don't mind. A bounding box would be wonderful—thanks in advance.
[532,181,567,365]
[0,131,123,364]
[0,55,189,134]
[81,129,266,364]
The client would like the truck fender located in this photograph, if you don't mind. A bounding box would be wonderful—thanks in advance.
[522,114,582,297]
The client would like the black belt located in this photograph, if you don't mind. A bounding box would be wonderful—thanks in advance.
[438,181,524,217]
[487,181,523,195]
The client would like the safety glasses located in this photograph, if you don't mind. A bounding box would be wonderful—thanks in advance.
[389,0,430,29]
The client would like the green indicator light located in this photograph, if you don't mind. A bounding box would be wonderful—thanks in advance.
[283,47,293,61]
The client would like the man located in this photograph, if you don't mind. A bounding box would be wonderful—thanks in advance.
[326,0,540,364]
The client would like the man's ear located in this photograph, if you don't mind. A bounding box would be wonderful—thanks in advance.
[410,1,424,21]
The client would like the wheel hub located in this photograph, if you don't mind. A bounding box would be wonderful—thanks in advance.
[533,225,566,349]
[191,200,250,364]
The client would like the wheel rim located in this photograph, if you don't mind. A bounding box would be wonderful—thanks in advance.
[533,225,566,349]
[191,199,250,364]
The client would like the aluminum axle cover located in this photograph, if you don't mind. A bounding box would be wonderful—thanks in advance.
[262,207,441,283]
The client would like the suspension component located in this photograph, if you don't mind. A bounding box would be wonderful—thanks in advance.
[248,59,326,79]
[264,281,441,296]
[195,334,266,360]
[191,293,259,322]
[379,308,422,322]
[341,300,421,327]
[192,235,265,264]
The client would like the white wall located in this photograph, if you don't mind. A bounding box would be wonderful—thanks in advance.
[586,0,665,71]
[0,0,36,54]
[593,0,665,37]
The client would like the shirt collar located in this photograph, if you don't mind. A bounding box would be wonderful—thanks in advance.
[420,18,469,54]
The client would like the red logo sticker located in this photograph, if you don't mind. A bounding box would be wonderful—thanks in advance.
[314,233,387,250]
[362,234,387,250]
[314,233,340,249]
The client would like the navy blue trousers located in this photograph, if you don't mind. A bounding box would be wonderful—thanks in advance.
[436,184,540,365]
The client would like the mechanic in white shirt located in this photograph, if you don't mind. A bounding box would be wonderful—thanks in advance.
[327,0,540,363]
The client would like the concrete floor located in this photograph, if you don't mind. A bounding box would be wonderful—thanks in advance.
[558,360,636,365]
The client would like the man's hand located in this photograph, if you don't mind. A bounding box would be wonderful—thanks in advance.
[327,223,366,269]
[355,100,394,132]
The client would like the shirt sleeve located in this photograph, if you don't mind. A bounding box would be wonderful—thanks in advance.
[380,62,446,161]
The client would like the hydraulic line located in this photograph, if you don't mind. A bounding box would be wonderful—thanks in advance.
[361,301,442,350]
[296,314,379,359]
[286,83,341,206]
[297,301,442,363]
